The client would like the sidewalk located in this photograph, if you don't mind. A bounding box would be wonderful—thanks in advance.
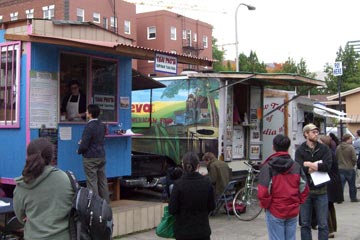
[119,184,360,240]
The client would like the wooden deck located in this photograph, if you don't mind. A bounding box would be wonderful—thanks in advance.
[110,200,167,237]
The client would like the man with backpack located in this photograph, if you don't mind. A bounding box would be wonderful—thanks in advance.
[77,104,109,202]
[258,134,309,240]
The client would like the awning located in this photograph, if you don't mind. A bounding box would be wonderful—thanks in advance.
[313,103,352,121]
[188,72,325,87]
[132,69,165,90]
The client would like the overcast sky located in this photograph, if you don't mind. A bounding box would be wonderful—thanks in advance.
[130,0,360,72]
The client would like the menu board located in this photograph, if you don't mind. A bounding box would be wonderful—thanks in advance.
[30,71,58,129]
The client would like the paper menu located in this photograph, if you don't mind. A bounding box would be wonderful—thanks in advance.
[310,160,330,186]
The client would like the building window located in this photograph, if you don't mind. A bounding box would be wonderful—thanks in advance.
[170,27,176,40]
[124,20,131,34]
[10,12,18,21]
[77,8,85,22]
[182,30,186,40]
[0,42,20,127]
[103,17,108,29]
[0,16,2,23]
[147,26,156,39]
[60,53,118,122]
[203,35,208,48]
[193,33,197,42]
[25,9,34,19]
[110,16,118,32]
[185,30,191,47]
[42,5,55,19]
[93,12,100,23]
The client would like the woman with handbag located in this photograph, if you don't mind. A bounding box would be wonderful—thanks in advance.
[168,152,215,240]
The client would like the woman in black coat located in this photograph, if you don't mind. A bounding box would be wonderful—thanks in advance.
[319,135,343,238]
[169,152,215,240]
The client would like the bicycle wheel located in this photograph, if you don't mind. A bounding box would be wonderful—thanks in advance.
[232,186,262,221]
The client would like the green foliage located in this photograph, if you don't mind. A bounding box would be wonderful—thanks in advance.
[212,38,231,72]
[270,57,319,94]
[324,44,360,94]
[238,51,267,73]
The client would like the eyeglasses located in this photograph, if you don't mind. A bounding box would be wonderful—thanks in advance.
[310,130,319,135]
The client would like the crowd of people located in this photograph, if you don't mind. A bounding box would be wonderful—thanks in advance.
[9,118,360,240]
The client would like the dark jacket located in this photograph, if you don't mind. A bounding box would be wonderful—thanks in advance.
[295,141,332,195]
[169,172,215,240]
[327,145,344,203]
[258,152,309,219]
[78,119,106,158]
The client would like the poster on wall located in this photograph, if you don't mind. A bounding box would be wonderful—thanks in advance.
[30,71,58,129]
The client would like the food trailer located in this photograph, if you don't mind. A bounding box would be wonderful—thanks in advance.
[131,72,325,173]
[0,19,211,187]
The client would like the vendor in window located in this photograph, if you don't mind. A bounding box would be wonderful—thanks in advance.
[61,80,87,121]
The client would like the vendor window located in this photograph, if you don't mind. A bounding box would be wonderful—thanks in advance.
[0,42,20,127]
[60,53,118,123]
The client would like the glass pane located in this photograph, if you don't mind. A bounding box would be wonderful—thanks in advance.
[59,53,88,122]
[92,58,117,122]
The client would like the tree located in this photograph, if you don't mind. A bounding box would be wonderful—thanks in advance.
[270,57,319,94]
[212,38,230,72]
[238,51,267,73]
[324,44,360,94]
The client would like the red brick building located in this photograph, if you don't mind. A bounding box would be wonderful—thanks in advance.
[0,1,213,75]
[0,0,137,41]
[136,10,213,76]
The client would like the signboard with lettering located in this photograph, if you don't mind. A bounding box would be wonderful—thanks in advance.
[154,53,177,74]
[333,62,343,76]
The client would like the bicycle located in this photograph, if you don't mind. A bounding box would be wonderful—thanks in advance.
[232,161,262,221]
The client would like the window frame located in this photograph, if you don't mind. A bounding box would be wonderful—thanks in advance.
[203,35,208,48]
[59,52,119,123]
[147,26,156,40]
[124,20,131,34]
[42,5,55,19]
[170,26,176,40]
[0,42,21,128]
[25,9,34,19]
[76,8,85,22]
[93,12,100,23]
[10,12,18,21]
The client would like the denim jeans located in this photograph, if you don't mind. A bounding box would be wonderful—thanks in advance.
[299,193,328,240]
[265,210,297,240]
[339,168,357,200]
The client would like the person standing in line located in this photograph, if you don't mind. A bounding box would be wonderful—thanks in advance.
[351,130,360,156]
[318,135,344,238]
[77,104,110,202]
[258,134,309,240]
[13,138,74,240]
[295,123,332,240]
[202,152,231,198]
[169,152,215,240]
[335,133,358,202]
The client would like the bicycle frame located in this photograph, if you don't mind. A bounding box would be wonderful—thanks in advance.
[241,163,258,204]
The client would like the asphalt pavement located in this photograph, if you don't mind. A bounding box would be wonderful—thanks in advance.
[119,177,360,240]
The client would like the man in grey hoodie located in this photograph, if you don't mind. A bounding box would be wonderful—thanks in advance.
[336,133,358,202]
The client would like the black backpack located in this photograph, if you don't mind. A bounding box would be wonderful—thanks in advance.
[66,171,113,240]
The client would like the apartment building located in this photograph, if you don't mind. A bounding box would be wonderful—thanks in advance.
[0,0,137,41]
[136,10,213,76]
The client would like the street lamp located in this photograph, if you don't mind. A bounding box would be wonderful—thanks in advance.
[235,3,256,72]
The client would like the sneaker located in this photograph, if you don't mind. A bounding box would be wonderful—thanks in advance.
[351,199,359,202]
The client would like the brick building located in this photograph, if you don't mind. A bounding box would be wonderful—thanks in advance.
[136,10,213,76]
[0,0,137,41]
[0,1,213,75]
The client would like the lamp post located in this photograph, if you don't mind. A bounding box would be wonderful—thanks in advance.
[235,3,255,72]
